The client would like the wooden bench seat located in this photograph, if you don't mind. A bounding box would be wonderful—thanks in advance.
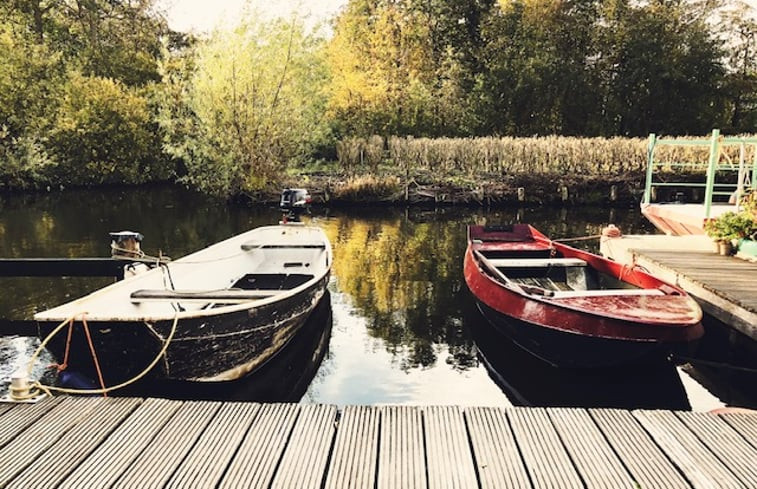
[549,288,665,299]
[130,289,285,303]
[487,258,587,268]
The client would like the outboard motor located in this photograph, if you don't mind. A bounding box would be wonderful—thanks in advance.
[109,231,144,258]
[280,188,311,223]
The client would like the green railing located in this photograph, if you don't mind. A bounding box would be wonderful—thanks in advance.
[643,129,757,218]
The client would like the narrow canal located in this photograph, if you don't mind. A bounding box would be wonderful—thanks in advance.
[0,186,753,410]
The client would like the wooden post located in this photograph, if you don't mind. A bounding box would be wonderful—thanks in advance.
[560,185,569,202]
[643,133,657,204]
[610,185,618,202]
[517,187,525,202]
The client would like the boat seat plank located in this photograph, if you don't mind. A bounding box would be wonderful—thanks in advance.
[676,411,757,487]
[219,403,300,489]
[0,397,103,487]
[59,398,183,489]
[633,410,745,488]
[550,289,665,299]
[465,407,530,489]
[378,405,427,489]
[7,397,141,489]
[590,409,691,489]
[241,242,326,250]
[548,408,636,488]
[166,402,260,489]
[130,289,284,302]
[271,404,337,489]
[112,401,221,489]
[424,406,478,489]
[507,407,584,489]
[325,405,379,489]
[488,258,587,268]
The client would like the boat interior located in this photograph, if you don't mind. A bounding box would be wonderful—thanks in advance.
[35,225,331,320]
[473,246,660,298]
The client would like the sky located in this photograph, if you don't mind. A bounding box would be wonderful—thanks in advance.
[158,0,757,33]
[156,0,348,33]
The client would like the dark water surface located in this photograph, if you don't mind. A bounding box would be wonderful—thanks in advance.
[0,186,751,410]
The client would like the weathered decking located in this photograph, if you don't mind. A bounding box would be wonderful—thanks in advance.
[0,397,756,488]
[600,234,757,342]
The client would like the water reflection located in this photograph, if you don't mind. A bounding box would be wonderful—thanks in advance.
[465,291,691,410]
[0,187,747,409]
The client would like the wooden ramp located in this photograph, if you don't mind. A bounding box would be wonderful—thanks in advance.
[600,234,757,341]
[1,397,756,489]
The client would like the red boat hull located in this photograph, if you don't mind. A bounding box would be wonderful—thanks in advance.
[464,224,703,368]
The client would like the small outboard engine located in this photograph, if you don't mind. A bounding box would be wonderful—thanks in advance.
[280,188,311,222]
[109,231,144,258]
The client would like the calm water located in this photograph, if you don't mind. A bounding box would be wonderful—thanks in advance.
[0,186,752,410]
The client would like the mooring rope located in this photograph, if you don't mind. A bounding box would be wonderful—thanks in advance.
[11,313,179,400]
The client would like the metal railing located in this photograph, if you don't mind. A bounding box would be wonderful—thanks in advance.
[643,129,757,218]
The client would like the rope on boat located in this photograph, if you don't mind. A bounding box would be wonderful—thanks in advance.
[10,313,180,400]
[553,234,603,243]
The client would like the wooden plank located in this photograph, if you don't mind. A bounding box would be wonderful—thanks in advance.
[634,410,746,488]
[378,405,426,489]
[488,258,587,268]
[548,408,635,488]
[6,397,142,489]
[271,404,337,489]
[676,412,757,488]
[466,406,531,489]
[720,413,757,450]
[324,405,379,489]
[590,409,691,489]
[219,403,300,489]
[112,401,221,489]
[0,396,102,486]
[507,407,583,489]
[424,405,478,489]
[166,402,260,489]
[0,396,64,448]
[59,398,183,489]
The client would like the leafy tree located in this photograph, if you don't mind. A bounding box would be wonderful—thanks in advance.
[720,1,757,132]
[49,73,160,184]
[157,15,329,197]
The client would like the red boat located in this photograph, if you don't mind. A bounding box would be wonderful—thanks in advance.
[464,224,703,368]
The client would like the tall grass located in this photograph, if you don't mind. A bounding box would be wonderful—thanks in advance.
[336,135,750,178]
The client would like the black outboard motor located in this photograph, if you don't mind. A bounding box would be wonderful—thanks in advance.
[280,188,311,223]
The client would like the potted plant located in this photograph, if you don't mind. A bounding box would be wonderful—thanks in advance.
[704,210,757,255]
[736,191,757,258]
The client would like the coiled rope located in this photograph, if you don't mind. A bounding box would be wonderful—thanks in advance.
[11,312,179,400]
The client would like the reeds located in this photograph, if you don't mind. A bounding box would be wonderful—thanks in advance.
[335,135,746,177]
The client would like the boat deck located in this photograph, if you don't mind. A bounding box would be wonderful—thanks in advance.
[600,234,757,341]
[0,397,755,488]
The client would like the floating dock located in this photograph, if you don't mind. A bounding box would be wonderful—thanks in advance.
[0,397,756,488]
[600,234,757,342]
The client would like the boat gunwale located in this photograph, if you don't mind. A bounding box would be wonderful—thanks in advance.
[34,224,333,323]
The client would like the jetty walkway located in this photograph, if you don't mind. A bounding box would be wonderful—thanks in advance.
[0,396,756,488]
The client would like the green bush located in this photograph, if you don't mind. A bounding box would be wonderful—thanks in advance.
[49,73,163,185]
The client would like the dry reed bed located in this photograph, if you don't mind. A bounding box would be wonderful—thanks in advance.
[336,135,746,176]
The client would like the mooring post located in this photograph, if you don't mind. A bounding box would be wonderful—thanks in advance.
[560,185,569,202]
[610,185,617,202]
[517,187,525,202]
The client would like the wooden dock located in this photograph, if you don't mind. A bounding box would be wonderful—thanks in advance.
[600,234,757,342]
[1,397,756,488]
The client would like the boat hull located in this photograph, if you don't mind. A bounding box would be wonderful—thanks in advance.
[37,274,329,384]
[464,224,703,368]
[474,299,693,368]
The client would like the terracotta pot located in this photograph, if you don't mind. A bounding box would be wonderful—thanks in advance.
[718,240,733,256]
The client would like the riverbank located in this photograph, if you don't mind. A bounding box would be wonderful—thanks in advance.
[264,171,648,207]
